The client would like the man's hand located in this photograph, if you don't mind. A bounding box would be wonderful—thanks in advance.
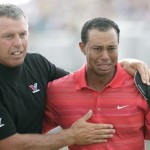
[120,58,150,85]
[70,110,115,145]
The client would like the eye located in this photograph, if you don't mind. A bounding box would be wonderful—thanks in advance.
[93,47,101,53]
[108,47,117,52]
[20,32,27,38]
[3,34,13,39]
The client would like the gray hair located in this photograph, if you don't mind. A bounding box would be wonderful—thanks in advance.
[0,4,27,21]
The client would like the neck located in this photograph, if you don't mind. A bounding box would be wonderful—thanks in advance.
[0,63,23,81]
[86,68,116,92]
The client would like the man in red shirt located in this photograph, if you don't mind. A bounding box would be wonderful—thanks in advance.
[43,17,150,150]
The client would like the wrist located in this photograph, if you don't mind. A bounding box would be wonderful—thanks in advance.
[62,128,76,146]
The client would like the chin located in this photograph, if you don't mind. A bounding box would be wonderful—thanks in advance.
[10,60,24,67]
[97,70,112,76]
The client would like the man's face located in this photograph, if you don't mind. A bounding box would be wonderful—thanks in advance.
[80,28,118,77]
[0,16,29,67]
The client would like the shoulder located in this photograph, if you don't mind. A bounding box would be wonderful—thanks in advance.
[48,73,74,87]
[25,53,48,62]
[117,63,133,79]
[110,64,134,88]
[25,53,54,67]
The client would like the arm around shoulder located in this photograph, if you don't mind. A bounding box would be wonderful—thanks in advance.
[119,58,150,85]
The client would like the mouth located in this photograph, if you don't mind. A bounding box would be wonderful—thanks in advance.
[96,64,111,70]
[11,51,23,56]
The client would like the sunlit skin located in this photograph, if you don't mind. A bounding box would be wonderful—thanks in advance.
[79,28,119,91]
[0,16,29,67]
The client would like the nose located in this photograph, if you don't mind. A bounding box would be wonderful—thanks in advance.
[100,50,109,60]
[13,35,22,47]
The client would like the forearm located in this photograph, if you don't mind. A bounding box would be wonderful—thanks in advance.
[0,130,74,150]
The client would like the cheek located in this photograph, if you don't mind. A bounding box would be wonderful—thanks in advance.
[0,43,10,54]
[111,51,118,59]
[22,40,28,47]
[86,53,96,64]
[0,40,11,47]
[114,53,118,60]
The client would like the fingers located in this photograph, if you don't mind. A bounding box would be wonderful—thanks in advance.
[90,132,114,144]
[133,61,150,85]
[138,63,150,85]
[93,128,115,138]
[93,123,114,129]
[120,58,150,85]
[91,139,108,144]
[78,110,93,122]
[71,110,92,128]
[87,127,115,144]
[88,132,114,144]
[95,127,115,134]
[91,125,115,138]
[72,126,115,145]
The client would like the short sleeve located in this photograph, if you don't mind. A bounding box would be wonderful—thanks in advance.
[29,53,69,82]
[0,99,16,140]
[42,88,58,133]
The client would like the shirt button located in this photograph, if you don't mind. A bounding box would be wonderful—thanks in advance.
[98,95,100,98]
[98,108,101,111]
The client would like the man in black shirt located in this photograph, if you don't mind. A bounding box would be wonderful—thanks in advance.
[0,4,150,150]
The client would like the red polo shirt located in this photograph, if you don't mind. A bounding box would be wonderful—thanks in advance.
[43,64,150,150]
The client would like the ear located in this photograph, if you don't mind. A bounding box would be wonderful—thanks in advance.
[79,42,86,55]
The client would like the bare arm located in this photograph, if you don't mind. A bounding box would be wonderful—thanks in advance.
[119,58,150,85]
[0,110,115,150]
[0,133,73,150]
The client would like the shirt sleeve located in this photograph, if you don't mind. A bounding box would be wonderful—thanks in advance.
[33,54,70,81]
[0,99,16,140]
[42,102,58,134]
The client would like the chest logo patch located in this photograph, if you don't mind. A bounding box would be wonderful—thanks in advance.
[29,83,40,93]
[117,105,129,109]
[0,118,5,128]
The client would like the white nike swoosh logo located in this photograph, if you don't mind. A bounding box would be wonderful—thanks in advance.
[0,124,4,128]
[117,105,129,109]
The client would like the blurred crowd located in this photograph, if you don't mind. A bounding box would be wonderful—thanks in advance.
[22,0,150,31]
[17,0,150,72]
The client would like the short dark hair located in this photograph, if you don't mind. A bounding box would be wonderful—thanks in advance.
[0,4,27,21]
[81,17,120,44]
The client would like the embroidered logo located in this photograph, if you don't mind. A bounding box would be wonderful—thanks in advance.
[117,105,129,109]
[29,83,40,93]
[0,118,5,128]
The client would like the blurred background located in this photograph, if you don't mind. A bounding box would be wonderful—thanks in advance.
[1,0,150,72]
[0,0,150,149]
